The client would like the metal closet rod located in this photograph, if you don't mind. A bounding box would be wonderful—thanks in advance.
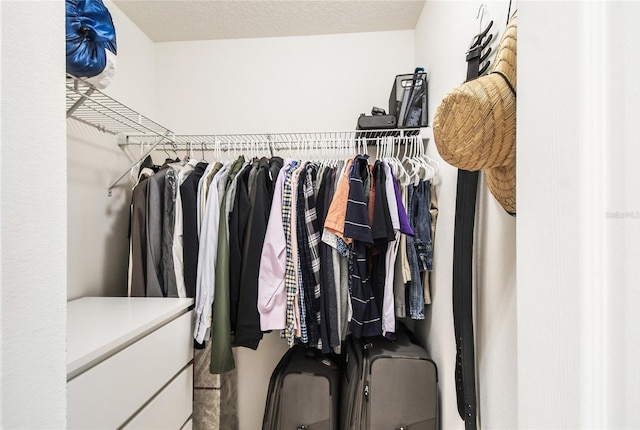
[123,129,424,148]
[108,129,425,195]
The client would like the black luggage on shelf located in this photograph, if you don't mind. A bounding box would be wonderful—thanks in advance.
[356,111,397,130]
[341,326,439,430]
[263,345,340,430]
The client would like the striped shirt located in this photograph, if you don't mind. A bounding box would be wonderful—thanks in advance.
[343,155,382,338]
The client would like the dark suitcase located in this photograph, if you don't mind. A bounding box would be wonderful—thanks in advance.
[341,326,438,430]
[263,345,340,430]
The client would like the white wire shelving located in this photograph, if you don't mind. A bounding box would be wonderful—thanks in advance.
[65,75,428,195]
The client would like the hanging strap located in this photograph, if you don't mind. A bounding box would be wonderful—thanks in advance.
[452,40,484,430]
[453,168,478,430]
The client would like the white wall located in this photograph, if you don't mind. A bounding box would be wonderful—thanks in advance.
[154,31,415,133]
[67,0,159,300]
[0,1,67,428]
[102,0,158,118]
[1,3,4,421]
[518,2,640,427]
[413,2,516,429]
[155,30,415,429]
[606,5,640,424]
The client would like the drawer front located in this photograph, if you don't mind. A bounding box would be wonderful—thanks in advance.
[123,365,193,430]
[68,311,193,429]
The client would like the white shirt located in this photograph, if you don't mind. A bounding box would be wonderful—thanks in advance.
[194,162,230,343]
[196,163,216,238]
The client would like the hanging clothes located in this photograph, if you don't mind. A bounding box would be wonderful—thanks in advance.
[180,161,208,298]
[126,137,439,372]
[316,165,341,353]
[129,168,154,297]
[258,159,294,332]
[210,156,246,374]
[234,157,284,349]
[194,161,229,344]
[145,166,168,297]
[370,161,396,338]
[343,155,382,338]
[229,163,253,335]
[296,163,322,348]
[161,166,179,297]
[282,160,301,347]
[172,160,197,298]
[393,175,415,318]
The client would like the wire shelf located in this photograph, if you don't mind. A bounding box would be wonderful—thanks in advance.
[66,75,428,195]
[66,75,173,140]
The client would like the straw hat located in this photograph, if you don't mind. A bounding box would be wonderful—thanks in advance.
[433,14,517,214]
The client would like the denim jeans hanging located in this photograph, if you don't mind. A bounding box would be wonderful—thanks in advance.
[412,180,434,273]
[405,183,425,320]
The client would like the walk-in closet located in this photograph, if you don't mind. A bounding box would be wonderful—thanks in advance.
[2,1,639,429]
[63,1,518,425]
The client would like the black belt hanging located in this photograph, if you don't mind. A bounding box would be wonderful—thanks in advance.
[452,20,494,430]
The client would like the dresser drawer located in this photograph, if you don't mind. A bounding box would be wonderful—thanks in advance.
[122,364,193,429]
[68,311,193,429]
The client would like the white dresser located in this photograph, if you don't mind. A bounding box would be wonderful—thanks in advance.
[67,297,194,429]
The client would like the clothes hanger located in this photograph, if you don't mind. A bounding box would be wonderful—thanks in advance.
[380,135,395,174]
[396,136,412,186]
[262,136,269,160]
[410,136,424,184]
[416,133,439,180]
[200,142,206,162]
[317,137,324,168]
[405,135,421,184]
[214,137,220,162]
[232,136,239,161]
[469,5,493,50]
[325,137,333,168]
[409,134,425,179]
[414,135,435,180]
[469,5,496,77]
[388,136,402,181]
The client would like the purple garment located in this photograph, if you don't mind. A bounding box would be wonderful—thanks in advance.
[393,176,415,236]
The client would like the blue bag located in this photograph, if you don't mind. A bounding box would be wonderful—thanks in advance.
[66,0,117,88]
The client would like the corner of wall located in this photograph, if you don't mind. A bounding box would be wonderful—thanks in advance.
[1,1,67,427]
[412,2,517,429]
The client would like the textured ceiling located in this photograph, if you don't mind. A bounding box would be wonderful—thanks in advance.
[112,0,426,42]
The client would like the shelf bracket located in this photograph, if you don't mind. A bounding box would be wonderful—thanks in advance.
[66,87,95,118]
[107,131,174,197]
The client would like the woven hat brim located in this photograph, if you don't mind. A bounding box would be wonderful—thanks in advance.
[486,162,516,214]
[433,73,516,171]
[492,15,517,88]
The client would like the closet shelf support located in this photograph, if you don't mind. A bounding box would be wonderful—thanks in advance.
[107,131,174,196]
[66,86,95,118]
